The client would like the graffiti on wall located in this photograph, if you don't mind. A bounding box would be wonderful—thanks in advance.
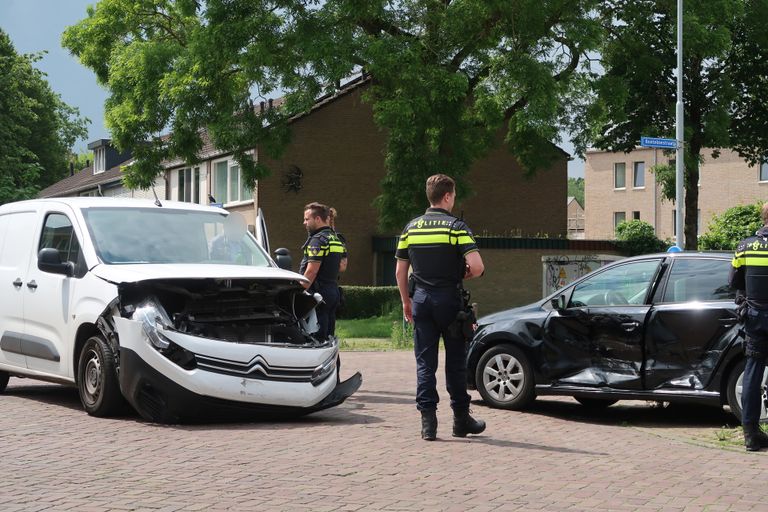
[541,254,624,297]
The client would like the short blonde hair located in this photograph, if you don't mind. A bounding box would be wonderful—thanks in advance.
[761,203,768,225]
[426,174,455,205]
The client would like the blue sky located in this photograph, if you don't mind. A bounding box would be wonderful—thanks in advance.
[0,0,584,177]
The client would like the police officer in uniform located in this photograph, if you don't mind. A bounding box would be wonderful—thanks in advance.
[300,202,346,340]
[729,202,768,451]
[395,174,486,440]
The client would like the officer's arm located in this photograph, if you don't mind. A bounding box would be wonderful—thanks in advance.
[729,244,746,293]
[339,257,348,273]
[464,251,485,280]
[302,261,321,289]
[396,259,412,323]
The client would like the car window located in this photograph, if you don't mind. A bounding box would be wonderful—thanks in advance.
[570,259,660,307]
[661,258,735,303]
[39,213,82,265]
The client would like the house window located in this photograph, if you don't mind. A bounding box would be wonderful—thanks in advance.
[613,211,626,231]
[614,163,626,189]
[213,159,251,205]
[760,162,768,182]
[633,211,640,220]
[176,167,200,204]
[94,148,106,174]
[633,162,645,188]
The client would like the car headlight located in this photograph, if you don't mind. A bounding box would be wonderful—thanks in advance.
[311,352,338,386]
[133,298,173,350]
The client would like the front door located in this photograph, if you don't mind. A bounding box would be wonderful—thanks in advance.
[23,211,85,377]
[544,259,661,390]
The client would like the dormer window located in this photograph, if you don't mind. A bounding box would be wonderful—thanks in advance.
[94,147,106,174]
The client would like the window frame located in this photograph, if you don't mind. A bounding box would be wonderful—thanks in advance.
[760,162,768,182]
[633,161,645,188]
[656,257,735,304]
[613,211,626,231]
[614,162,627,189]
[37,211,86,277]
[212,157,253,207]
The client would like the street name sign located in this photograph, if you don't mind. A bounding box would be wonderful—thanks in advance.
[640,136,678,149]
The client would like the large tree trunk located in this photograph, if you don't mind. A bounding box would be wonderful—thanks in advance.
[683,141,701,250]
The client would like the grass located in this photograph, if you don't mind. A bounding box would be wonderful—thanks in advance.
[712,423,768,448]
[336,312,401,339]
[339,338,410,351]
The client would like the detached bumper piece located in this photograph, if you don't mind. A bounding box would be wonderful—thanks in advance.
[119,348,362,424]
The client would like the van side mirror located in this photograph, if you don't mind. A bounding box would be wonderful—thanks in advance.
[273,247,292,271]
[38,248,74,277]
[550,294,567,311]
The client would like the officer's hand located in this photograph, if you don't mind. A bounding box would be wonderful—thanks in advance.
[402,300,413,324]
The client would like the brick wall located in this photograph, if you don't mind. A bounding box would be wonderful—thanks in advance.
[257,85,569,286]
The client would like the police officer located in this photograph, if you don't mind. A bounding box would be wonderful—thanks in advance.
[729,202,768,451]
[328,207,348,337]
[395,174,486,441]
[300,202,346,340]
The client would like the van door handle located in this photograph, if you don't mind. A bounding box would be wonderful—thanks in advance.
[621,321,640,331]
[26,280,38,290]
[719,318,736,327]
[13,278,22,288]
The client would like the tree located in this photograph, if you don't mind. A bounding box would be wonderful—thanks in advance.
[0,30,88,204]
[615,219,667,255]
[570,0,768,249]
[699,203,762,251]
[567,177,584,206]
[63,0,601,229]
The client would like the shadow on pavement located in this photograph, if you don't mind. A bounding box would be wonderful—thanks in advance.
[350,389,415,405]
[471,396,739,429]
[442,435,607,455]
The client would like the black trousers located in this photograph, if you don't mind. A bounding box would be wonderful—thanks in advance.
[412,286,471,412]
[315,284,340,340]
[743,307,768,426]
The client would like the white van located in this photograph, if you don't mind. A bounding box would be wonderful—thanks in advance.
[0,198,361,423]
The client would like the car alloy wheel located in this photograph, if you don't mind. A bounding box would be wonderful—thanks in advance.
[727,359,768,423]
[475,344,535,410]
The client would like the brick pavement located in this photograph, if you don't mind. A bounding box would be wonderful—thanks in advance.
[0,351,765,512]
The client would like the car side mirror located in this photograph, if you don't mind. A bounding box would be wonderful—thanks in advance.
[38,248,74,277]
[550,294,567,311]
[273,247,292,271]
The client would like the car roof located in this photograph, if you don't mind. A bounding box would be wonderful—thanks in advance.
[0,197,228,214]
[620,251,733,262]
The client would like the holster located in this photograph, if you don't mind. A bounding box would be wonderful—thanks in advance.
[407,274,416,298]
[449,288,477,342]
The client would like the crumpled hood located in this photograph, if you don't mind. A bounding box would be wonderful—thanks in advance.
[90,263,308,285]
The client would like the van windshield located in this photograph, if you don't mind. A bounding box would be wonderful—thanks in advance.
[81,207,272,266]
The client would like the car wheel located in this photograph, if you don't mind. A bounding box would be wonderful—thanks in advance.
[77,335,122,417]
[574,397,619,409]
[0,370,9,393]
[726,359,768,423]
[475,343,535,410]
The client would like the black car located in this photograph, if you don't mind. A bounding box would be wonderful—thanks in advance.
[467,252,767,420]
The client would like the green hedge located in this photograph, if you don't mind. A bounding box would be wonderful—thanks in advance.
[338,286,400,319]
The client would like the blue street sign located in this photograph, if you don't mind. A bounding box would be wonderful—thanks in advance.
[210,202,224,208]
[640,136,678,149]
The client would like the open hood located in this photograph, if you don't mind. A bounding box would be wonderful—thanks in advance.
[91,263,307,285]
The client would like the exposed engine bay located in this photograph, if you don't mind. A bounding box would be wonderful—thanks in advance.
[117,278,327,347]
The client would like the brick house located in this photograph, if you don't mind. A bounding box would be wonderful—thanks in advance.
[584,147,768,241]
[42,78,571,290]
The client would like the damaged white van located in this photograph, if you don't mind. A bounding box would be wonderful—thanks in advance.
[0,198,361,423]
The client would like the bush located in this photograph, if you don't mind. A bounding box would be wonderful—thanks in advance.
[699,203,763,251]
[615,220,668,256]
[337,286,400,319]
[390,318,414,348]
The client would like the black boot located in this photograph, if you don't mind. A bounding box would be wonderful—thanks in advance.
[744,425,768,452]
[453,408,486,437]
[421,410,437,441]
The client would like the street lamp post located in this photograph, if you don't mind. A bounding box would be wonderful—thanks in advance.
[675,0,685,249]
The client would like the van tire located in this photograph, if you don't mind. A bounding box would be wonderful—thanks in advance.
[0,370,9,393]
[77,335,122,417]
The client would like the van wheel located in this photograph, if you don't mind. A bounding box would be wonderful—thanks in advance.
[77,335,122,417]
[475,344,535,410]
[0,370,9,393]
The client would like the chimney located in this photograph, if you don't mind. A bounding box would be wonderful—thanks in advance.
[260,101,265,113]
[268,98,273,109]
[69,162,74,177]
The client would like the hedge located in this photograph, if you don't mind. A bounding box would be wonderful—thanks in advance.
[338,286,400,319]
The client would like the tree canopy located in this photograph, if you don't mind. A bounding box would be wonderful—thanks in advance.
[570,0,768,249]
[0,29,88,204]
[63,0,601,229]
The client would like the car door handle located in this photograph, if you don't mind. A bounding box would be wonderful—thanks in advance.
[621,321,640,331]
[26,280,38,290]
[13,278,23,288]
[719,318,737,327]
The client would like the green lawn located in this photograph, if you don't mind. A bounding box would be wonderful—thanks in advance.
[339,338,410,351]
[336,313,401,339]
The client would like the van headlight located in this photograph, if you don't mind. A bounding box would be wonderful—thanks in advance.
[133,298,173,350]
[311,352,337,386]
